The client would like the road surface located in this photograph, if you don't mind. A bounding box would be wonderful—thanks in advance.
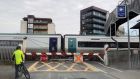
[0,61,140,79]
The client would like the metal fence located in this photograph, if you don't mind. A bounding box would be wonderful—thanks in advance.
[0,40,22,64]
[0,46,16,64]
[107,49,140,69]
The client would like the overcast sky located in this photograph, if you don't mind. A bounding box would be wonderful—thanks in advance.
[0,0,139,35]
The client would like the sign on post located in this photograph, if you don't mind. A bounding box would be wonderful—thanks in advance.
[74,53,83,63]
[116,5,126,18]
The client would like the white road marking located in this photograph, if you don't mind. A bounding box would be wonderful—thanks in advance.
[97,62,123,72]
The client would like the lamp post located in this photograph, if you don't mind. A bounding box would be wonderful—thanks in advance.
[125,0,132,69]
[116,0,131,68]
[136,20,140,65]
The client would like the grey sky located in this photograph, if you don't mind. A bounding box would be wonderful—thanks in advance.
[0,0,139,35]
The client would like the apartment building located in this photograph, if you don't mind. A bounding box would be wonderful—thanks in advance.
[21,15,55,34]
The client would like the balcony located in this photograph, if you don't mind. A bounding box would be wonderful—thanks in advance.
[33,31,48,34]
[33,21,49,24]
[33,28,48,31]
[34,25,48,30]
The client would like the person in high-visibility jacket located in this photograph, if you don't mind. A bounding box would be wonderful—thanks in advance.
[12,46,24,79]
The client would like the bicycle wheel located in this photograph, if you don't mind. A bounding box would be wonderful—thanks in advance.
[22,65,30,79]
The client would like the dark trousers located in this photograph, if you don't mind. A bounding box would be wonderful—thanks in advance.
[15,64,20,79]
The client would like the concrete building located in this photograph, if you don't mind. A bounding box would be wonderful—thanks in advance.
[80,6,108,35]
[21,15,55,34]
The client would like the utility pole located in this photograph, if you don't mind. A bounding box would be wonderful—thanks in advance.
[116,0,131,68]
[126,0,131,69]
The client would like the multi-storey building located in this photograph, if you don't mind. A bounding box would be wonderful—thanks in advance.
[21,15,55,34]
[80,6,108,35]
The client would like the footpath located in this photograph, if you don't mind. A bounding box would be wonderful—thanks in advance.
[89,61,140,79]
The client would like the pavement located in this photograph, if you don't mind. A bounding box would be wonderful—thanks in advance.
[87,61,140,79]
[0,60,140,79]
[0,65,14,79]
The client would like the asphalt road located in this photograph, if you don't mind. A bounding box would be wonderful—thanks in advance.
[0,61,140,79]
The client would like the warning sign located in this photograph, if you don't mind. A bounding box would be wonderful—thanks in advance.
[74,53,83,63]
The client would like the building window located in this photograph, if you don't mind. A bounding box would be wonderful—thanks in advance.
[28,24,33,28]
[82,21,85,24]
[83,27,85,29]
[28,18,33,23]
[82,15,85,19]
[28,28,33,34]
[78,42,117,48]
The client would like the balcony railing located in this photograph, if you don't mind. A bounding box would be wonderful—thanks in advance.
[33,21,49,24]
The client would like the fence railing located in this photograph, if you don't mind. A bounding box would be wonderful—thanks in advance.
[107,49,140,69]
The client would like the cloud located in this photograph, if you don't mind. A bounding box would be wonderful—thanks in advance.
[0,0,121,35]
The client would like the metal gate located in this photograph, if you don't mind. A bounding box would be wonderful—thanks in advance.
[131,49,140,69]
[0,40,23,63]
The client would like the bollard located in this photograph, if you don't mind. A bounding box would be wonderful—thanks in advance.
[40,52,48,62]
[88,52,94,61]
[31,51,37,60]
[61,51,67,58]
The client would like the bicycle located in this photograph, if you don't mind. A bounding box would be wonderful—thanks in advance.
[18,62,30,79]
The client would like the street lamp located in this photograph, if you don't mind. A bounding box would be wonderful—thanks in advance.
[117,0,131,68]
[124,0,132,69]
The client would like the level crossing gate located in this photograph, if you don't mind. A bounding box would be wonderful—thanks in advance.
[0,40,23,63]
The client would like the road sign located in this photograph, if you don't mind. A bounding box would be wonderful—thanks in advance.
[116,5,126,18]
[74,53,83,63]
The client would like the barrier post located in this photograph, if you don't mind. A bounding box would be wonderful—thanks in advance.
[104,44,109,66]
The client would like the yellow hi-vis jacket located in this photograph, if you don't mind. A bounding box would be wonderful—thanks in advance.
[12,49,24,65]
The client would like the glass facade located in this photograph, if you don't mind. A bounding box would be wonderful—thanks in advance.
[78,41,139,48]
[80,6,107,35]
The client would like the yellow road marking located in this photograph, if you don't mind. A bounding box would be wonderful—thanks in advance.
[48,62,64,71]
[47,62,53,65]
[28,61,102,72]
[36,64,45,69]
[66,63,77,71]
[83,62,97,71]
[42,62,64,71]
[62,64,69,68]
[28,61,39,72]
[42,62,57,71]
[83,62,102,72]
[84,67,89,71]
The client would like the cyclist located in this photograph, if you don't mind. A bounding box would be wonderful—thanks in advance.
[12,46,25,79]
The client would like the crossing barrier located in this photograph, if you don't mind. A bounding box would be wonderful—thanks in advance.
[25,52,104,62]
[25,52,101,56]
